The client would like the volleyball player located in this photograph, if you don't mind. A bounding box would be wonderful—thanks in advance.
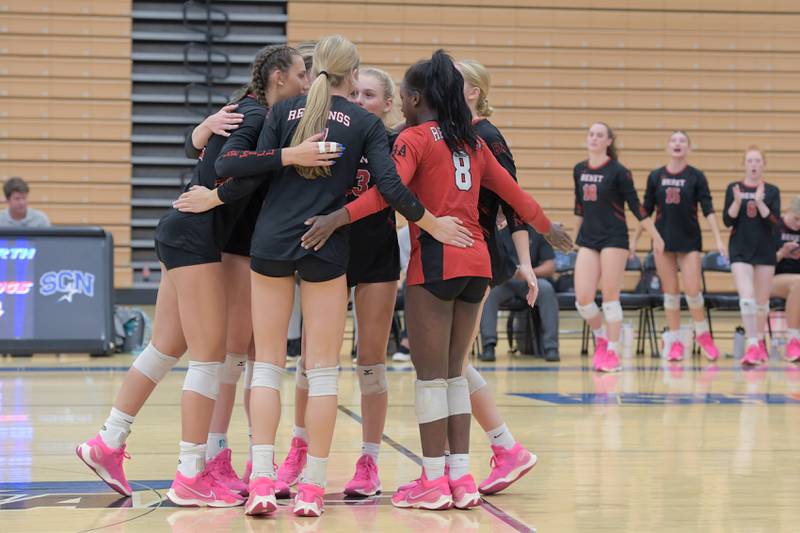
[773,196,800,362]
[305,49,571,511]
[573,122,664,373]
[724,146,782,365]
[631,131,725,361]
[76,46,334,507]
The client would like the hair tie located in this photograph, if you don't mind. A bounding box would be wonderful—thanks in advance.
[319,70,329,78]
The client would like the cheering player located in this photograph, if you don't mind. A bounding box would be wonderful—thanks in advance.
[573,122,664,372]
[723,146,781,365]
[631,131,726,361]
[773,196,800,361]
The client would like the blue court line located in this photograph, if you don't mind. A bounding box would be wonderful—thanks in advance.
[510,392,800,405]
[0,480,171,494]
[0,363,792,373]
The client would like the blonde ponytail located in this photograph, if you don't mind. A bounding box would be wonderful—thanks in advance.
[457,59,494,118]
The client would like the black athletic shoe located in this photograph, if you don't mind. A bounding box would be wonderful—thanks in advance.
[479,344,496,362]
[287,338,301,358]
[545,351,561,362]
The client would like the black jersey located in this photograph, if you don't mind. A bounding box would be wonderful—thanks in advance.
[155,96,268,257]
[775,219,800,275]
[346,130,401,286]
[643,165,714,252]
[474,119,527,286]
[215,94,424,268]
[573,158,647,250]
[723,181,781,265]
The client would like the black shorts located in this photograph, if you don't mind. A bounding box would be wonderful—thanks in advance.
[576,236,629,252]
[223,222,252,257]
[251,255,345,283]
[156,241,220,271]
[346,208,400,287]
[422,276,489,303]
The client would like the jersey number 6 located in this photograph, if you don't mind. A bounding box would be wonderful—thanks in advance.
[453,151,472,191]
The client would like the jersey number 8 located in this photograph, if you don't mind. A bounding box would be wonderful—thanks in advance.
[453,151,472,191]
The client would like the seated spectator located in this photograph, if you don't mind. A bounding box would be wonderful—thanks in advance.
[1,177,50,228]
[480,226,560,362]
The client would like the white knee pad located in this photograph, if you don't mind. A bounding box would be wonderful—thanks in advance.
[464,364,487,395]
[576,301,601,321]
[295,358,309,390]
[307,366,339,397]
[739,298,757,315]
[602,301,623,323]
[685,293,704,310]
[220,353,247,385]
[132,343,179,384]
[358,364,388,396]
[663,293,681,311]
[183,361,221,400]
[757,302,770,315]
[251,362,285,391]
[446,377,471,416]
[414,379,449,424]
[243,360,254,390]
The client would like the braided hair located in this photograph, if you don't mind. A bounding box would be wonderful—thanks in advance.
[230,45,299,106]
[403,49,478,154]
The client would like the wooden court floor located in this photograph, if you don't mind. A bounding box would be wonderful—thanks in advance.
[1,333,799,532]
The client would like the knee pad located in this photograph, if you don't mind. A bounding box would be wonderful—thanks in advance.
[414,379,448,424]
[446,377,471,416]
[685,293,704,310]
[182,361,221,400]
[132,343,179,384]
[739,298,757,315]
[662,293,681,311]
[358,364,388,396]
[251,362,285,391]
[602,301,623,323]
[307,366,339,397]
[575,301,601,321]
[757,302,770,315]
[243,360,254,390]
[464,364,487,395]
[295,357,309,390]
[220,353,247,385]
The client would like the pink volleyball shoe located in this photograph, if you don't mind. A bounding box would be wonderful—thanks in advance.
[76,434,132,497]
[478,443,538,495]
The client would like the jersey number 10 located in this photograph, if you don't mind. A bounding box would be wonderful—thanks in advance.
[453,151,472,191]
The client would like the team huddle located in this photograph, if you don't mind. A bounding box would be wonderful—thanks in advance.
[74,34,800,520]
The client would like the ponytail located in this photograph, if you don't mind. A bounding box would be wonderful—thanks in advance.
[457,59,494,118]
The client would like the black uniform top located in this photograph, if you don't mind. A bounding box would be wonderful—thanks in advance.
[573,158,647,250]
[775,218,800,275]
[473,119,528,287]
[723,181,781,265]
[214,94,425,267]
[155,96,268,256]
[643,165,714,252]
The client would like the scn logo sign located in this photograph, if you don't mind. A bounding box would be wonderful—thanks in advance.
[39,270,95,302]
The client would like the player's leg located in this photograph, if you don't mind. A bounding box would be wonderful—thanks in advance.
[656,252,684,360]
[276,336,309,496]
[732,262,760,365]
[754,264,776,362]
[772,274,800,361]
[598,247,629,371]
[678,251,719,360]
[574,247,606,369]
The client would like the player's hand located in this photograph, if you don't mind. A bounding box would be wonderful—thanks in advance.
[628,244,638,258]
[202,104,244,137]
[173,185,222,213]
[716,238,728,259]
[301,208,350,251]
[495,210,508,230]
[283,133,344,167]
[652,234,666,255]
[544,223,573,252]
[732,184,742,203]
[431,216,473,248]
[517,264,539,307]
[755,182,765,204]
[779,241,800,260]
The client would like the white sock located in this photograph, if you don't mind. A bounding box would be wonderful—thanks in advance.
[747,337,760,348]
[301,454,328,488]
[422,455,445,480]
[362,442,380,462]
[293,426,308,443]
[99,407,134,449]
[666,330,679,345]
[177,441,206,478]
[694,320,710,335]
[251,444,276,479]
[446,454,470,481]
[788,329,800,341]
[206,433,227,460]
[607,341,620,354]
[593,326,606,340]
[486,423,515,450]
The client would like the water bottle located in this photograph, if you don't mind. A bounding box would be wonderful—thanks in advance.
[732,326,745,359]
[621,321,634,359]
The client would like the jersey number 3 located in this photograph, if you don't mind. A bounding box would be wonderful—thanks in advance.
[453,152,472,191]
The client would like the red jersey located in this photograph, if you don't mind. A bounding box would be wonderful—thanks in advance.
[346,121,551,286]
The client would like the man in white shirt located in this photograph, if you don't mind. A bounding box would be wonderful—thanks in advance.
[0,177,50,228]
